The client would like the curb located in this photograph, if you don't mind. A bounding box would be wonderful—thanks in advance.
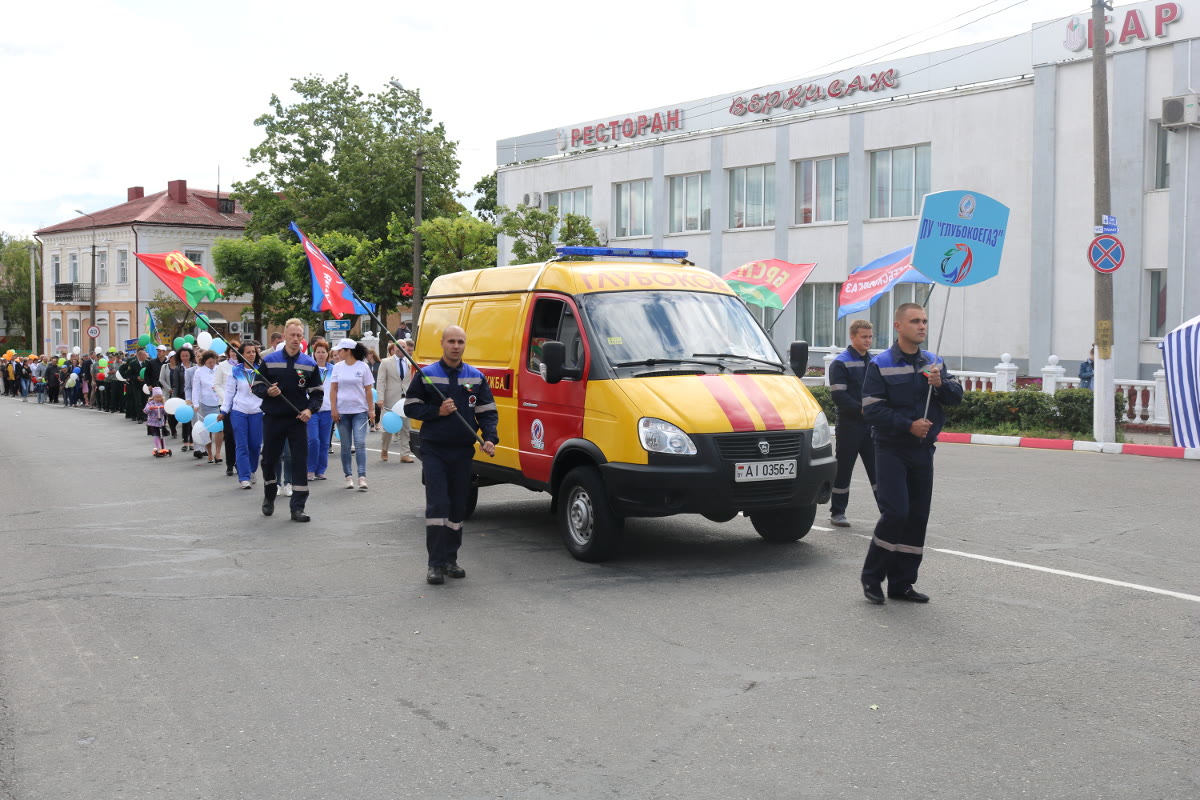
[938,431,1199,460]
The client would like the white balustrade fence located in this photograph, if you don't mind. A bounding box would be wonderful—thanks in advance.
[805,346,1169,427]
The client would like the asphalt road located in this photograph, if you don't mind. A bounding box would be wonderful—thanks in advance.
[1,398,1197,800]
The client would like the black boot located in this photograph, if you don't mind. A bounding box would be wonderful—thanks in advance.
[262,483,277,517]
[290,491,309,523]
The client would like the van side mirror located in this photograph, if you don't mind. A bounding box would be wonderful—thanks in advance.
[541,341,566,384]
[789,341,809,377]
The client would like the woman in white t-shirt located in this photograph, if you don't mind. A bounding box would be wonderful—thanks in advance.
[330,338,376,490]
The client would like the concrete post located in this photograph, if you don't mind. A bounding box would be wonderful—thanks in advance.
[994,353,1018,392]
[1153,369,1169,426]
[1041,354,1066,395]
[823,351,836,386]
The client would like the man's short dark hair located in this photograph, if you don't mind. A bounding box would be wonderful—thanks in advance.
[894,302,925,322]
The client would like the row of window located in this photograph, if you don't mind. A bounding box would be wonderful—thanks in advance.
[48,316,132,351]
[545,145,931,238]
[49,249,204,286]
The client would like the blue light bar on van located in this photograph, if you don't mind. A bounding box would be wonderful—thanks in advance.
[555,246,689,259]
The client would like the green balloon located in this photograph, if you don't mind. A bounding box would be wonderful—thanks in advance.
[57,358,66,366]
[137,334,151,347]
[183,334,195,345]
[196,316,209,331]
[173,337,185,350]
[98,358,108,369]
[139,367,146,380]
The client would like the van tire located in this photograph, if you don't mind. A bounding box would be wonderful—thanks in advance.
[558,467,623,562]
[750,504,817,542]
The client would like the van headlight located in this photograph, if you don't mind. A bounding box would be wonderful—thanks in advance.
[811,412,832,450]
[638,418,697,455]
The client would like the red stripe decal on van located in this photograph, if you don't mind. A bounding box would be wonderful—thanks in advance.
[699,376,756,432]
[732,375,785,430]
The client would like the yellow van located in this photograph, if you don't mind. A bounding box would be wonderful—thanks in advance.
[412,247,836,561]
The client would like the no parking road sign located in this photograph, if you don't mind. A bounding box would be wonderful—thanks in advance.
[1088,234,1124,274]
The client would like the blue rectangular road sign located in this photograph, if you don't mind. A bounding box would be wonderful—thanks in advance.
[1093,224,1119,235]
[323,319,352,332]
[1102,214,1117,226]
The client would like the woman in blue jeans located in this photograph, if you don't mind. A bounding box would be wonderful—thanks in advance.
[219,341,264,489]
[306,340,334,480]
[330,338,376,491]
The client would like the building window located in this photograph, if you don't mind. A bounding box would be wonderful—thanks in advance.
[51,318,62,349]
[97,251,108,284]
[185,250,204,266]
[870,144,931,219]
[615,179,653,238]
[117,251,129,284]
[1154,123,1170,190]
[69,318,81,350]
[116,318,130,349]
[1148,270,1167,338]
[668,173,711,233]
[547,188,592,220]
[794,282,841,347]
[51,254,61,285]
[96,318,109,350]
[69,253,79,283]
[728,164,775,229]
[795,155,848,224]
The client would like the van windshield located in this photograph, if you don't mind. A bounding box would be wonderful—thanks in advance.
[580,291,783,370]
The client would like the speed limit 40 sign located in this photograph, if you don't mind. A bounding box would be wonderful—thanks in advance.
[86,325,100,339]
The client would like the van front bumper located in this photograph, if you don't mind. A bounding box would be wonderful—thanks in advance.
[600,430,835,518]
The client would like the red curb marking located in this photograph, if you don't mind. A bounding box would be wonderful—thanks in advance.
[1121,444,1185,459]
[1019,438,1074,450]
[938,432,972,444]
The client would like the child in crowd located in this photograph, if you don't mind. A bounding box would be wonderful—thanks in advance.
[144,387,171,457]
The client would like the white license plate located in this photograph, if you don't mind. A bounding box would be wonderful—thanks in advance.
[734,459,797,482]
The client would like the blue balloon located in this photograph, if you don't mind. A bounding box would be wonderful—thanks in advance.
[73,367,81,374]
[211,339,228,355]
[174,405,195,423]
[372,387,379,404]
[204,413,222,432]
[381,410,404,434]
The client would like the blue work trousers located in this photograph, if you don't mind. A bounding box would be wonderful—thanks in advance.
[230,410,263,482]
[861,442,935,590]
[422,444,474,568]
[337,412,369,477]
[307,410,332,476]
[831,419,878,516]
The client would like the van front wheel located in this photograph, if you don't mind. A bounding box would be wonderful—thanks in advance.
[559,467,624,562]
[750,504,817,542]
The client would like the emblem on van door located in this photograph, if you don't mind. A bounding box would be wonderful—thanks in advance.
[758,441,770,455]
[531,419,545,451]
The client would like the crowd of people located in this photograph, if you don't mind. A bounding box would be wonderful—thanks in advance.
[2,332,419,493]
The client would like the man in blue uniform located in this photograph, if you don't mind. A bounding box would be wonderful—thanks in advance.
[828,319,877,527]
[405,325,499,585]
[859,303,962,605]
[253,318,323,522]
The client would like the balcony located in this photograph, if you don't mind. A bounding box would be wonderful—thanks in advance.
[54,283,93,303]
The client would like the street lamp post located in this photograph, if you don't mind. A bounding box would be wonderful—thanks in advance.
[75,209,97,353]
[389,80,424,326]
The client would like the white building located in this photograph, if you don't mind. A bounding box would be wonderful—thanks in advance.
[35,180,253,354]
[496,0,1199,379]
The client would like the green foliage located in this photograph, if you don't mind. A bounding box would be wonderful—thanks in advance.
[808,385,835,421]
[418,214,498,276]
[147,290,192,340]
[944,388,1126,439]
[233,73,462,244]
[0,233,40,349]
[472,172,497,222]
[498,205,601,265]
[213,235,292,336]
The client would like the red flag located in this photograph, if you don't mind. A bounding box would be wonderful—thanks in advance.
[721,260,816,310]
[134,251,224,309]
[290,223,375,320]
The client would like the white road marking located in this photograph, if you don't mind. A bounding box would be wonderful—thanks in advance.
[810,525,833,532]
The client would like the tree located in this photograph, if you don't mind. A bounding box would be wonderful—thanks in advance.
[498,205,602,265]
[473,171,497,222]
[212,235,291,336]
[419,214,498,276]
[233,74,462,245]
[0,233,40,350]
[146,290,192,340]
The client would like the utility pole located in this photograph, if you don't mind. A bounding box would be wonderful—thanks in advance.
[388,80,425,326]
[28,244,38,354]
[75,209,98,354]
[1091,0,1116,442]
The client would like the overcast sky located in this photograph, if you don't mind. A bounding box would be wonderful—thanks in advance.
[1,0,1087,238]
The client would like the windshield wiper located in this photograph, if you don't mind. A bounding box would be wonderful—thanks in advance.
[614,357,722,369]
[692,353,785,371]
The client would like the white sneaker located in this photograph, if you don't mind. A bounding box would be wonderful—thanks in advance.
[358,476,368,491]
[344,476,355,489]
[239,480,252,489]
[283,483,293,497]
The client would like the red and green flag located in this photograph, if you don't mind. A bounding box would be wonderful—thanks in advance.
[721,260,817,310]
[134,251,224,310]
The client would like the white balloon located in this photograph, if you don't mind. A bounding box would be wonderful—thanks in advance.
[164,397,186,415]
[391,399,407,418]
[143,384,151,395]
[197,332,214,349]
[72,346,81,355]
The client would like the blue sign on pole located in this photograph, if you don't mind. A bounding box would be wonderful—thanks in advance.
[912,190,1011,287]
[323,319,352,332]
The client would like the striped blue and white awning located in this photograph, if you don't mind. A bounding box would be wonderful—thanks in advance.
[1161,314,1200,449]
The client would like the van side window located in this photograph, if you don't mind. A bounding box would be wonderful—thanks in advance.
[528,298,584,377]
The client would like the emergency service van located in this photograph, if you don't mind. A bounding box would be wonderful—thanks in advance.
[411,247,836,562]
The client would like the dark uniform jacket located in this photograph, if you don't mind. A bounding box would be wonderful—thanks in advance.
[404,360,499,448]
[862,342,963,446]
[828,346,872,424]
[252,348,323,417]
